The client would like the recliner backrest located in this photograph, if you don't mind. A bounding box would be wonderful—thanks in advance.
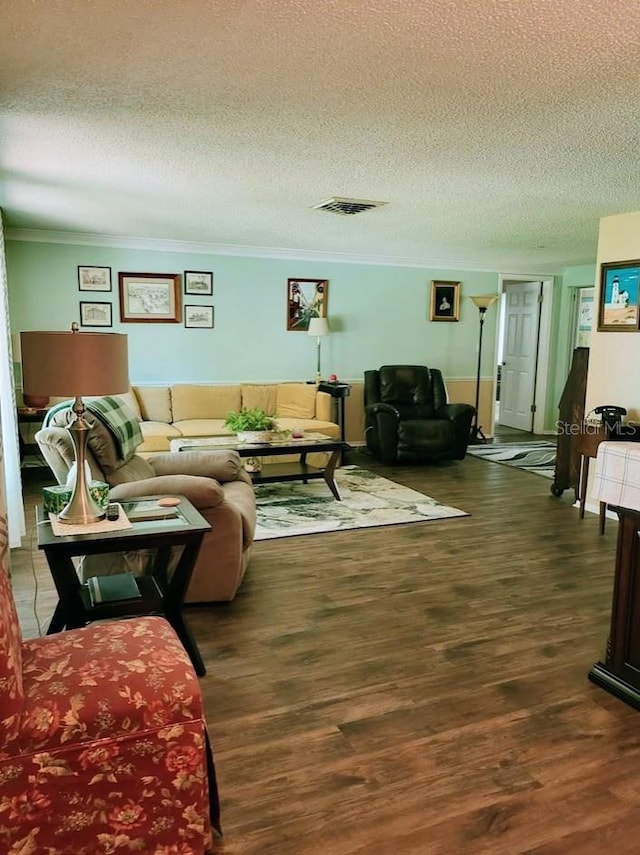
[369,365,448,418]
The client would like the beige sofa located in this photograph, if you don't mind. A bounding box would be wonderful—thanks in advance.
[125,381,340,455]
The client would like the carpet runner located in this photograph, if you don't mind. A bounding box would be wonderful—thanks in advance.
[466,440,556,479]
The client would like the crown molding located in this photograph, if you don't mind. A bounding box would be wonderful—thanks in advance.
[4,227,565,275]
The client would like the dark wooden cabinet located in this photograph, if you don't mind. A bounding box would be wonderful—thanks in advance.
[551,346,589,499]
[589,505,640,709]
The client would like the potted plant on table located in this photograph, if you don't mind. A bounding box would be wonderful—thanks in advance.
[223,407,277,443]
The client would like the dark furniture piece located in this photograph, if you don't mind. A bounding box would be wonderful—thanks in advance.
[317,381,351,443]
[172,434,347,500]
[589,503,640,710]
[551,346,589,498]
[36,494,210,676]
[17,406,49,471]
[363,365,475,465]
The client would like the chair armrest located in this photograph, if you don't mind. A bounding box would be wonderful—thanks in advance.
[436,403,476,423]
[149,450,251,485]
[109,474,225,510]
[366,402,401,419]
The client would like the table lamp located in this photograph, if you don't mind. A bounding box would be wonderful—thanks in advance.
[307,316,330,383]
[21,323,129,524]
[469,295,498,444]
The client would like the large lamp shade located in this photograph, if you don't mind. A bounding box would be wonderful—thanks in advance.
[21,326,129,524]
[21,330,129,398]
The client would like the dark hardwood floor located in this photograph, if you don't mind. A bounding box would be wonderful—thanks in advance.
[11,443,638,855]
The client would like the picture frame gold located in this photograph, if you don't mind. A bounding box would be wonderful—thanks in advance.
[118,272,181,323]
[430,280,460,322]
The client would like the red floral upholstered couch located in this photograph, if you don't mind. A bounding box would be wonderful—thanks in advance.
[0,559,220,854]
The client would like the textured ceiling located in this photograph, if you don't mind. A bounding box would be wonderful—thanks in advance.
[1,0,638,273]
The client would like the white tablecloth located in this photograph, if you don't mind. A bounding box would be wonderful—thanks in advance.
[593,441,640,513]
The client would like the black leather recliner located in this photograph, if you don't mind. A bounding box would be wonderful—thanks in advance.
[364,365,475,464]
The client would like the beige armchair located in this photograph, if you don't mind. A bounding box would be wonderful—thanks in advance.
[35,406,256,602]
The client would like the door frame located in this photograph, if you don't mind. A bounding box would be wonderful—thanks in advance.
[492,274,555,436]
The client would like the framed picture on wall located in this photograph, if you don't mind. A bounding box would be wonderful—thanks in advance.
[430,280,460,321]
[78,266,112,292]
[287,278,328,330]
[184,305,214,328]
[79,301,112,327]
[118,272,181,323]
[597,260,640,331]
[184,270,213,295]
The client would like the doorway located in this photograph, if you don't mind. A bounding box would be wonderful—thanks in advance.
[494,276,554,436]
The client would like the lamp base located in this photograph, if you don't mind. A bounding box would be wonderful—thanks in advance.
[469,425,488,445]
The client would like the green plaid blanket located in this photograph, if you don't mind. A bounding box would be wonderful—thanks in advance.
[85,396,142,459]
[43,396,142,460]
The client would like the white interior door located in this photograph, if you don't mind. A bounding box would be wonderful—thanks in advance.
[499,281,542,431]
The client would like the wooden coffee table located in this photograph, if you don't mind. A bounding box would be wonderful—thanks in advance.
[170,433,347,500]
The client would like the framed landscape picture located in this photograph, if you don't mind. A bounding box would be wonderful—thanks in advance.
[79,301,112,327]
[118,272,181,323]
[78,266,112,292]
[184,270,213,295]
[597,260,640,331]
[430,280,460,322]
[287,278,328,331]
[184,305,214,328]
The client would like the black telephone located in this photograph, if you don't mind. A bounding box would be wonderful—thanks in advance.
[594,405,627,433]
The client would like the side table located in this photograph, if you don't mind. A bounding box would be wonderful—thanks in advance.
[317,381,351,443]
[17,406,49,471]
[36,494,211,676]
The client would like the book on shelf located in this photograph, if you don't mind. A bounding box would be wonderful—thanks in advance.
[124,500,180,522]
[86,572,141,605]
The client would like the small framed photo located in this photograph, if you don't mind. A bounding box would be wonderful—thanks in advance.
[79,301,112,327]
[287,278,329,331]
[184,305,214,328]
[184,270,213,295]
[430,280,460,322]
[78,265,112,292]
[119,272,181,323]
[597,260,640,331]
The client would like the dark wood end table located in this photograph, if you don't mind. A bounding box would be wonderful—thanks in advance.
[36,494,210,676]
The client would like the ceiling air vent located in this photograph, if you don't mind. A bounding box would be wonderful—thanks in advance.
[311,196,388,216]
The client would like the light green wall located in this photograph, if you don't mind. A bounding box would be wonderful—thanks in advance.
[7,239,501,385]
[545,263,596,430]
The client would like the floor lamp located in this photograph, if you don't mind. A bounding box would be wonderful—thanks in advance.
[21,323,129,524]
[307,316,330,383]
[469,295,498,445]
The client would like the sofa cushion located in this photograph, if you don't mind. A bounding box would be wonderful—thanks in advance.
[172,385,241,421]
[241,384,277,416]
[134,385,172,423]
[115,388,142,421]
[173,418,231,438]
[276,383,316,419]
[139,420,183,453]
[275,418,340,439]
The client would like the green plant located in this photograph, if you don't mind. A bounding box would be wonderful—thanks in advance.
[223,407,276,432]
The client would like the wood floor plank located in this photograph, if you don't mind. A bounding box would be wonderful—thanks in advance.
[10,444,638,854]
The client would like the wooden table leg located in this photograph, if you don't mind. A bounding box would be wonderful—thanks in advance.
[322,450,342,500]
[579,454,589,520]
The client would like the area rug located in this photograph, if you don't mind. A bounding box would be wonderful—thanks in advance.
[466,441,556,479]
[254,465,468,540]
